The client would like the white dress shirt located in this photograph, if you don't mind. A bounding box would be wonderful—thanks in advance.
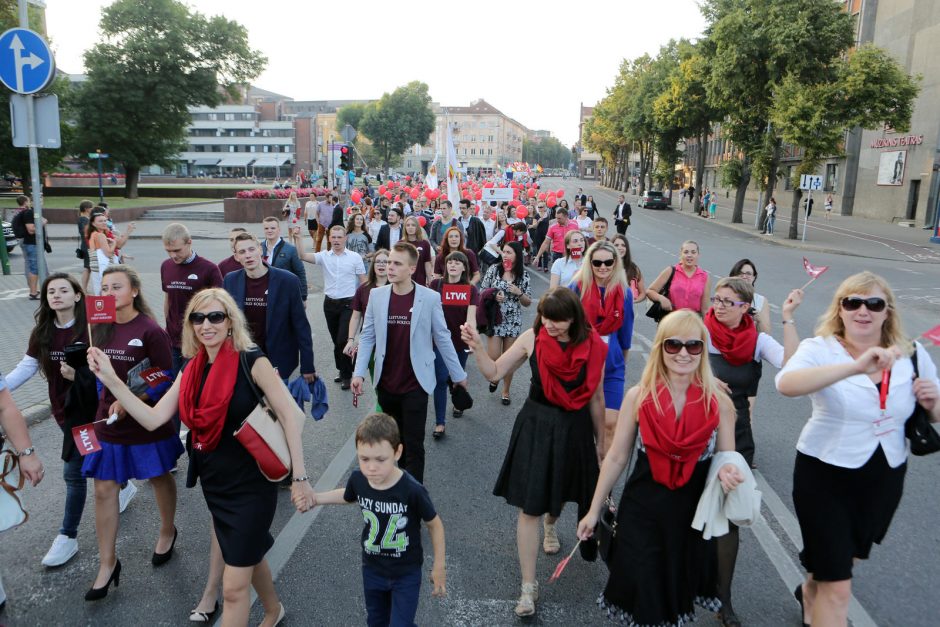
[314,248,366,299]
[776,336,939,469]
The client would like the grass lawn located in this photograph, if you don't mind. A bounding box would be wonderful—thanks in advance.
[35,197,216,209]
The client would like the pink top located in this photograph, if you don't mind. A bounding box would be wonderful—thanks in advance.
[669,264,708,313]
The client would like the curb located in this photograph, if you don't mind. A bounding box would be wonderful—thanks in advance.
[23,402,51,428]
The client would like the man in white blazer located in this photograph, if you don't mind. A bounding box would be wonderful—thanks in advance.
[351,241,468,483]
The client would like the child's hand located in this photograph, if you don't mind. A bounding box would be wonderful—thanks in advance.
[430,564,446,597]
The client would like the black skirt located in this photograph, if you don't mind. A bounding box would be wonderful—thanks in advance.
[792,446,906,581]
[492,398,599,518]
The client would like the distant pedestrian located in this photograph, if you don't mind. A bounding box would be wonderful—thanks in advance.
[763,197,777,235]
[709,196,718,219]
[613,194,632,235]
[77,200,94,293]
[825,193,833,221]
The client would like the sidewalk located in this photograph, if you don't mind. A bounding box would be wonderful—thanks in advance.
[638,192,940,264]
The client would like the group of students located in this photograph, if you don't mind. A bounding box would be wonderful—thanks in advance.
[1,187,939,627]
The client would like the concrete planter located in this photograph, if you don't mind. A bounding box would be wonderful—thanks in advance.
[223,198,286,223]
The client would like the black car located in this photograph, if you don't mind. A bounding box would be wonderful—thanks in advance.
[3,220,17,253]
[639,190,669,209]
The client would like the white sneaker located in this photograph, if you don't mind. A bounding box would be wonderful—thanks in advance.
[41,534,79,567]
[119,480,138,514]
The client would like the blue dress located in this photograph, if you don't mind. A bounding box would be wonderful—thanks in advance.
[570,283,634,410]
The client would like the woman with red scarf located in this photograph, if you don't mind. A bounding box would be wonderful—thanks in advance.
[88,288,315,626]
[570,241,635,459]
[460,288,607,619]
[577,310,740,627]
[704,277,802,626]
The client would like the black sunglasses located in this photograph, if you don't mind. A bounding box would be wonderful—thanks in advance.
[188,311,228,325]
[840,297,887,313]
[591,258,615,268]
[663,339,705,355]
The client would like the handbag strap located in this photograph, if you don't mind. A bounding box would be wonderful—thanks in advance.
[660,266,676,295]
[911,343,920,378]
[239,350,266,406]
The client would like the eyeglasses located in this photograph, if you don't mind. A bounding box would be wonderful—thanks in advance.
[663,339,705,355]
[188,311,228,325]
[736,271,755,277]
[841,296,887,313]
[591,258,615,268]
[710,296,747,308]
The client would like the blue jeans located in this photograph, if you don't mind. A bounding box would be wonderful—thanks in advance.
[434,347,469,426]
[766,215,776,234]
[61,449,88,538]
[362,565,422,627]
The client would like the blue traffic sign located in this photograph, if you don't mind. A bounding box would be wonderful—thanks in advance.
[0,28,55,95]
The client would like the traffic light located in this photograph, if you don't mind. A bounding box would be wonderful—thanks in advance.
[340,144,352,171]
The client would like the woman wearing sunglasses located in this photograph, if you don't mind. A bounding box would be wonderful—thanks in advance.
[704,276,802,626]
[578,310,741,627]
[460,288,608,618]
[88,288,314,626]
[777,272,939,627]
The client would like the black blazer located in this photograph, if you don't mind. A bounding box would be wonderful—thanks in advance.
[375,224,403,252]
[614,202,632,224]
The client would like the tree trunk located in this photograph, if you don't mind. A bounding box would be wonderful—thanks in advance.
[788,188,803,240]
[693,130,706,214]
[731,156,751,223]
[638,144,648,197]
[123,165,140,199]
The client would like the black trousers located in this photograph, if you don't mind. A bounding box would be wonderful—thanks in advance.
[323,296,354,379]
[376,387,429,484]
[615,220,628,236]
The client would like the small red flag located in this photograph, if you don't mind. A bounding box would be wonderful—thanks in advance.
[86,295,116,324]
[71,424,102,456]
[922,323,940,347]
[441,284,472,306]
[548,540,581,583]
[802,257,829,279]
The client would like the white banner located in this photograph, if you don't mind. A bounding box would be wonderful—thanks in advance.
[481,187,513,202]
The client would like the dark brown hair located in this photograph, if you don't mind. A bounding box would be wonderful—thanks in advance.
[355,413,401,450]
[532,287,590,345]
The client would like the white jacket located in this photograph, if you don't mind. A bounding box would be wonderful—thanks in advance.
[691,451,761,540]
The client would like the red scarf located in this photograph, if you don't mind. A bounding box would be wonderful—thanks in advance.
[579,281,625,335]
[535,326,607,411]
[178,341,239,453]
[639,383,720,489]
[704,308,758,366]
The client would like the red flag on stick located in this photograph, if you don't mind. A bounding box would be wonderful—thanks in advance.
[548,540,581,583]
[800,257,830,290]
[922,323,940,347]
[85,295,116,349]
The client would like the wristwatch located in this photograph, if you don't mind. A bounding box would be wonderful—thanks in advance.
[18,446,35,457]
[781,319,796,325]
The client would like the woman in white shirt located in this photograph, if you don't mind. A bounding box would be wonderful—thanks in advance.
[548,230,585,289]
[575,205,593,239]
[776,271,940,627]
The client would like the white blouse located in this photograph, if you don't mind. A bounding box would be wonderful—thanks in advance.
[775,336,939,469]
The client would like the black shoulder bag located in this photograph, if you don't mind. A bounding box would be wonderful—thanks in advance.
[645,266,676,323]
[904,345,940,456]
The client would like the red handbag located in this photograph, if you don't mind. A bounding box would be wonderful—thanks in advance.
[233,352,299,482]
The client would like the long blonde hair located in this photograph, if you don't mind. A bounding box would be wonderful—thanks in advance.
[573,240,628,297]
[634,310,731,419]
[402,215,427,242]
[815,271,910,353]
[181,288,256,358]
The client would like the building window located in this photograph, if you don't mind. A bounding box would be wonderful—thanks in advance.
[471,149,476,155]
[407,160,412,168]
[208,113,218,121]
[824,163,838,192]
[784,165,794,190]
[488,149,493,155]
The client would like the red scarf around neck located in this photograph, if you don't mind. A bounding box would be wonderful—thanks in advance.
[535,326,608,411]
[704,308,758,366]
[179,340,239,452]
[579,281,625,335]
[639,383,720,489]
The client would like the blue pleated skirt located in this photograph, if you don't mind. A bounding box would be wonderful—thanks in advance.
[81,436,184,483]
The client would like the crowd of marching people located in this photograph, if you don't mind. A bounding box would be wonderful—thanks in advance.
[0,175,938,627]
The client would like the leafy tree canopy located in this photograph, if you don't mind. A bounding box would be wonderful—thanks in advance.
[359,81,435,172]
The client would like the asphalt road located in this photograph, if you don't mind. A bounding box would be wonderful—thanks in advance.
[1,180,939,626]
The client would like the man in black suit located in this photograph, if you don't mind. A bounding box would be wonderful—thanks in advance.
[457,198,487,254]
[329,194,345,228]
[613,194,632,236]
[576,187,587,207]
[375,206,404,251]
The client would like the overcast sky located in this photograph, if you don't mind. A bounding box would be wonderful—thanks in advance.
[45,0,707,147]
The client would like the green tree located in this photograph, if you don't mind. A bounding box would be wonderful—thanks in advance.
[72,0,266,197]
[359,81,435,172]
[336,103,368,133]
[523,136,571,169]
[771,44,919,238]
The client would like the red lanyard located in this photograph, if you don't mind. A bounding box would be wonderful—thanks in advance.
[879,369,891,414]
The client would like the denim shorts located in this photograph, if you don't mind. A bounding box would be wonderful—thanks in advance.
[23,244,38,275]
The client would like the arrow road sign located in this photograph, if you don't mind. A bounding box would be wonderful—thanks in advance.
[0,28,55,95]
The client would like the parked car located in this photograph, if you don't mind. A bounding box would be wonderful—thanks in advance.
[3,220,17,253]
[639,190,669,209]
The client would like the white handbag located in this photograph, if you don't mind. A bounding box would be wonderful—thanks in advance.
[0,444,28,532]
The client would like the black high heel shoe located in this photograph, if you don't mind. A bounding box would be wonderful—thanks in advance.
[794,584,809,627]
[152,527,178,567]
[85,560,121,601]
[488,381,498,393]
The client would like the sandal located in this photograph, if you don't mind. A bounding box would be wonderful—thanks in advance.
[543,521,560,555]
[488,381,498,393]
[189,601,219,623]
[501,395,511,406]
[432,426,445,439]
[514,582,538,617]
[28,293,39,300]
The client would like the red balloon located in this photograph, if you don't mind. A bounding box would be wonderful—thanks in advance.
[512,188,520,199]
[538,193,546,201]
[440,194,448,201]
[351,191,362,203]
[474,191,482,200]
[483,182,494,188]
[418,216,427,227]
[406,175,412,181]
[410,188,420,199]
[384,191,392,199]
[527,188,536,198]
[515,207,528,219]
[556,189,565,198]
[378,185,387,195]
[424,188,434,200]
[546,196,557,208]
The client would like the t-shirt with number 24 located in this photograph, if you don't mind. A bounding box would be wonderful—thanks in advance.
[343,469,437,577]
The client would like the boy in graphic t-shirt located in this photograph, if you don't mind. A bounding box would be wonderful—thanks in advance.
[315,413,446,626]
